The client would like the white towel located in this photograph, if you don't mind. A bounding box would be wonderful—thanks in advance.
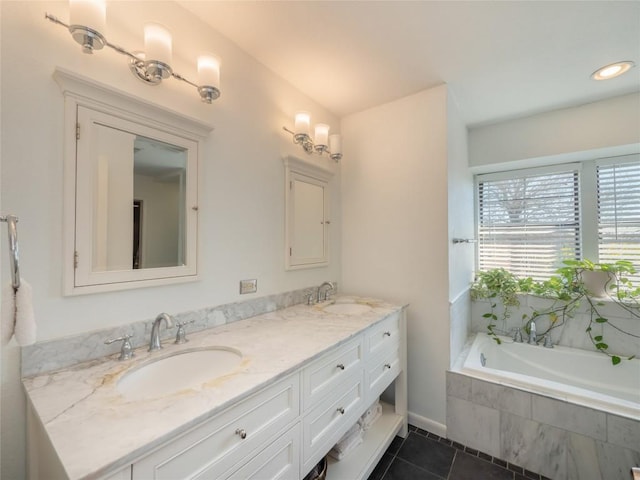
[2,279,36,346]
[329,422,364,460]
[359,401,383,431]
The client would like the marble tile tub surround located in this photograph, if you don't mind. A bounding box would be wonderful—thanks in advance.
[471,295,640,358]
[446,371,640,480]
[22,283,336,377]
[23,295,401,479]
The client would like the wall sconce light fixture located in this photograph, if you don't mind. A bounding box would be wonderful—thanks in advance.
[283,112,342,162]
[45,0,221,104]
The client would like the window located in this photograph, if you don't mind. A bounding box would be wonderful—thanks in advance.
[476,155,640,281]
[477,166,580,280]
[597,160,640,283]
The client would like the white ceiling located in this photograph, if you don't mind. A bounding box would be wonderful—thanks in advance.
[178,1,640,126]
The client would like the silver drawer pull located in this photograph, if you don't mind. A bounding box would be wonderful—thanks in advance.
[384,363,392,369]
[336,407,345,415]
[383,331,391,337]
[235,428,247,439]
[336,363,345,370]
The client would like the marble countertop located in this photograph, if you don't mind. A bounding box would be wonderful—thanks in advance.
[23,296,403,479]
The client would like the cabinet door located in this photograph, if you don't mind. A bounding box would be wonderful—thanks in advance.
[303,337,363,409]
[302,373,365,473]
[365,312,400,359]
[366,346,401,405]
[284,155,334,271]
[223,424,300,480]
[132,374,299,479]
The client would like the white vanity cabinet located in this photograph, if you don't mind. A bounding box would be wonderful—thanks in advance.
[324,310,407,480]
[127,312,406,480]
[130,374,300,480]
[100,467,133,480]
[27,304,407,480]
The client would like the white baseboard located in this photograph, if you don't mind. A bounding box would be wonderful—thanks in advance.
[408,411,447,438]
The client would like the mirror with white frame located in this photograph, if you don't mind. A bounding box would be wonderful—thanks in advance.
[284,155,335,270]
[55,68,212,295]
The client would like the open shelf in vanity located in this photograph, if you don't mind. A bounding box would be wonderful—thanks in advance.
[326,402,404,480]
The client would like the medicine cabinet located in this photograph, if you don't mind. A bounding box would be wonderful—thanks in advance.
[284,155,335,270]
[54,68,213,295]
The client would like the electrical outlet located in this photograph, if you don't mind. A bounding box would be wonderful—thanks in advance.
[239,279,257,294]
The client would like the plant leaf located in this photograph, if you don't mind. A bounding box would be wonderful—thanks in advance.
[594,335,603,341]
[611,356,621,365]
[596,342,608,350]
[595,317,608,323]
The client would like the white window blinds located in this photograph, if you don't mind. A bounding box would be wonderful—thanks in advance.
[477,168,581,280]
[597,161,640,283]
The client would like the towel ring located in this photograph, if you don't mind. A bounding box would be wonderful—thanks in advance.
[0,215,20,290]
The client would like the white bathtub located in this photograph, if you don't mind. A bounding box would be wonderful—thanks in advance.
[459,332,640,420]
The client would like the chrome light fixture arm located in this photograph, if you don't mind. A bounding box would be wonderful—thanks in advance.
[282,126,342,162]
[45,13,220,104]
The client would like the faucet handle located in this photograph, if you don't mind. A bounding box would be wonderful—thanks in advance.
[104,334,134,361]
[325,286,335,302]
[175,320,195,344]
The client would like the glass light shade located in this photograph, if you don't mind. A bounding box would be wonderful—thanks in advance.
[197,54,220,89]
[314,124,330,148]
[294,112,311,137]
[329,134,342,155]
[70,0,106,33]
[144,23,172,66]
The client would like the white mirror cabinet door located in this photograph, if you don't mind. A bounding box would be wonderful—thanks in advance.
[284,155,335,270]
[54,68,213,295]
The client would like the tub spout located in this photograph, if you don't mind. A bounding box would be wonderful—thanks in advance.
[513,328,523,343]
[528,321,537,345]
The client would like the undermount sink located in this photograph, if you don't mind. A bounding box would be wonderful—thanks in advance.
[323,303,372,315]
[117,347,243,401]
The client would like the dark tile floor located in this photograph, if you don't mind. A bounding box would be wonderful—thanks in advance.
[367,425,551,480]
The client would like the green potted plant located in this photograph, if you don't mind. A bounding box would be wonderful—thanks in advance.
[471,260,639,364]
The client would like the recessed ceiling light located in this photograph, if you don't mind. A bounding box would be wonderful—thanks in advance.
[591,61,635,80]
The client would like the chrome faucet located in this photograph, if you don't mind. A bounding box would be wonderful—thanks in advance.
[149,313,174,351]
[528,320,537,345]
[316,281,335,303]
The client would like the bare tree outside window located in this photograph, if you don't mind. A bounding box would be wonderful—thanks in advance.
[478,171,580,280]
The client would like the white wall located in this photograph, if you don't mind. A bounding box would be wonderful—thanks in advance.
[341,86,452,433]
[0,2,341,477]
[134,174,181,268]
[469,92,640,171]
[447,91,474,366]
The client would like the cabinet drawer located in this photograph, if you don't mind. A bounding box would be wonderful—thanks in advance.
[223,423,300,480]
[366,313,400,359]
[303,338,363,409]
[302,373,364,472]
[132,374,300,480]
[366,347,400,404]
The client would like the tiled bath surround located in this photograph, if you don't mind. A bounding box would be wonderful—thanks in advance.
[446,371,640,479]
[471,295,640,358]
[22,284,335,377]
